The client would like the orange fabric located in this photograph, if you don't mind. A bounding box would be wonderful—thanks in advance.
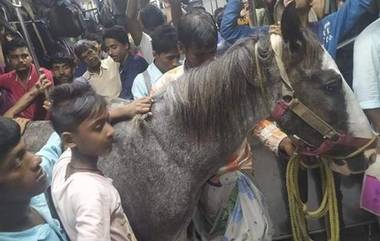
[217,139,253,177]
[253,119,288,154]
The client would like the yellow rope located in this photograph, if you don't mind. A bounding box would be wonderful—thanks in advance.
[286,154,340,241]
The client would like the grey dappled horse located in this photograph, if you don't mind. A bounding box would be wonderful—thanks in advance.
[24,14,375,241]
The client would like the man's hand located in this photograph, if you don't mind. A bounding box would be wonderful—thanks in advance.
[109,97,153,123]
[43,100,52,111]
[279,136,296,156]
[128,97,153,116]
[32,73,52,95]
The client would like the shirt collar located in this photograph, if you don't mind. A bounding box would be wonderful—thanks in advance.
[150,61,164,75]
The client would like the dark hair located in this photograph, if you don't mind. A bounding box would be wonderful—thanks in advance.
[50,52,75,67]
[84,32,103,45]
[151,25,178,54]
[4,38,28,55]
[139,4,165,32]
[73,40,98,59]
[177,12,218,50]
[103,25,130,45]
[0,117,21,160]
[50,82,107,135]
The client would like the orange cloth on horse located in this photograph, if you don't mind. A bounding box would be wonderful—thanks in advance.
[253,119,288,155]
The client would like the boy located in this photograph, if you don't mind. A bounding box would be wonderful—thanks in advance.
[132,24,180,99]
[103,26,148,100]
[0,117,67,241]
[50,82,147,241]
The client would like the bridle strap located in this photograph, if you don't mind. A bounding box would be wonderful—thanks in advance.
[288,98,340,139]
[270,33,341,141]
[270,34,294,96]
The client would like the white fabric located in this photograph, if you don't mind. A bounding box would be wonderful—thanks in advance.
[51,149,137,241]
[132,62,163,99]
[321,47,375,139]
[129,32,154,64]
[82,57,122,100]
[353,18,380,110]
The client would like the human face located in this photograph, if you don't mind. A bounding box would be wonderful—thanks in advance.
[52,63,74,85]
[104,38,129,63]
[72,110,114,157]
[154,49,180,73]
[0,140,47,202]
[79,48,101,69]
[184,46,216,69]
[8,47,32,72]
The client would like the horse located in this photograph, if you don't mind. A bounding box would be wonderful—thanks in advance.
[24,10,375,241]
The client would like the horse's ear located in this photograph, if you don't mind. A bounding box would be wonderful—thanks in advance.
[281,1,306,53]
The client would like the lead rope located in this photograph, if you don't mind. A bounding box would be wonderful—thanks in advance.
[286,153,339,241]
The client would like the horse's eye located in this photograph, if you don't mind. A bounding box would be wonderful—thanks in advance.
[323,80,341,92]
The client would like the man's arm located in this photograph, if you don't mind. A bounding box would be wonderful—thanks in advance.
[253,119,294,156]
[220,0,268,44]
[317,0,374,56]
[3,73,51,118]
[36,132,62,184]
[168,0,183,27]
[109,97,152,123]
[126,0,144,46]
[364,109,380,133]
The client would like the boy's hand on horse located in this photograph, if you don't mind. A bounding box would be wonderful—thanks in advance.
[109,97,153,123]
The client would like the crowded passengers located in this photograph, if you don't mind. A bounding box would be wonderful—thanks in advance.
[0,0,380,240]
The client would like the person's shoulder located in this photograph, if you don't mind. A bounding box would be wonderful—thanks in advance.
[69,172,112,194]
[141,32,152,43]
[0,70,15,81]
[131,54,148,65]
[133,71,145,83]
[356,19,380,45]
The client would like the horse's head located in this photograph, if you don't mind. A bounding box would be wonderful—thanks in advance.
[271,3,376,175]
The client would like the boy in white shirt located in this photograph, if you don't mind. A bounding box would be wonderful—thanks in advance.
[50,82,152,241]
[132,24,180,99]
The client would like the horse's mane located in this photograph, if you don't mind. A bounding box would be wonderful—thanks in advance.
[165,36,272,139]
[166,29,323,140]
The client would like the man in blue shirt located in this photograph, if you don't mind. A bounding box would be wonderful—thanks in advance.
[0,117,67,241]
[103,26,148,100]
[220,0,375,57]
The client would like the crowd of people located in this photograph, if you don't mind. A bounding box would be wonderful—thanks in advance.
[0,0,380,240]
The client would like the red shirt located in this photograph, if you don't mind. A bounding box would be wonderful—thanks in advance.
[0,64,53,120]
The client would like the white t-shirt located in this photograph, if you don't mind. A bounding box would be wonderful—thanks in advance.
[51,149,137,241]
[132,62,163,99]
[353,18,380,110]
[129,32,154,64]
